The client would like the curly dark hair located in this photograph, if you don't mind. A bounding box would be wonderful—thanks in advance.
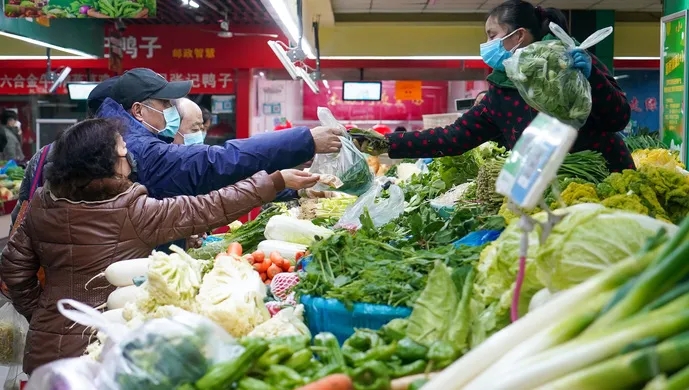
[45,118,128,200]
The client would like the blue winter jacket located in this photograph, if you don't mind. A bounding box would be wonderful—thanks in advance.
[96,98,311,199]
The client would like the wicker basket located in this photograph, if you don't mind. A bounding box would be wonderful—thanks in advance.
[422,113,462,129]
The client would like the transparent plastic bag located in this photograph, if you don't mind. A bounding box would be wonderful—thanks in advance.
[56,299,244,390]
[24,357,99,390]
[0,303,29,365]
[335,179,405,229]
[503,23,612,129]
[310,107,374,196]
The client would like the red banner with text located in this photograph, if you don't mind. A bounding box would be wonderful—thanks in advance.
[303,81,449,121]
[0,69,235,95]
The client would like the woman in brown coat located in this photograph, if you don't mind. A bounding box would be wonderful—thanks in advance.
[0,118,319,374]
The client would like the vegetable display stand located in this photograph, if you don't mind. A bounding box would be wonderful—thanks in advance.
[299,295,412,344]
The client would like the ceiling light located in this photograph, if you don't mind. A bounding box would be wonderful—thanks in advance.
[180,0,199,8]
[266,0,314,58]
[0,31,96,58]
[296,67,319,94]
[268,40,299,80]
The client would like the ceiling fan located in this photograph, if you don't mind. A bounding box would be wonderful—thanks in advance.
[202,14,279,39]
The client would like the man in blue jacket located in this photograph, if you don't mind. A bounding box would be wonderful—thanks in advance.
[100,68,342,199]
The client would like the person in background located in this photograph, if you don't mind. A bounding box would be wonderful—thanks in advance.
[173,98,205,146]
[394,126,407,133]
[0,110,23,162]
[0,118,320,374]
[201,106,212,134]
[474,90,488,106]
[355,0,633,172]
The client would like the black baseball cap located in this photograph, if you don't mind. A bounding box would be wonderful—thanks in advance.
[111,68,192,110]
[87,76,120,115]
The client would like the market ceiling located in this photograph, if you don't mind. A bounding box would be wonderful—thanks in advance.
[289,0,661,59]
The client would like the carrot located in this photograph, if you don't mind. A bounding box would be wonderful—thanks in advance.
[253,262,263,272]
[245,254,256,265]
[252,250,265,263]
[288,266,296,272]
[258,258,272,273]
[227,242,243,256]
[264,279,271,285]
[267,263,282,279]
[259,272,267,281]
[269,251,284,268]
[297,374,353,390]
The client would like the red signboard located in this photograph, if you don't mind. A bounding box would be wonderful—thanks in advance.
[303,81,448,121]
[0,69,235,95]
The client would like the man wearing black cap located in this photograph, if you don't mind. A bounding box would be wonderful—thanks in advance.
[95,68,341,200]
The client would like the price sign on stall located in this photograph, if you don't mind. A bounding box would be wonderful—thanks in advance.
[495,113,577,210]
[394,81,422,101]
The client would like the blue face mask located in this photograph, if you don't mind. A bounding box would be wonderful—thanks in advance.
[182,131,205,145]
[480,29,521,71]
[142,104,181,138]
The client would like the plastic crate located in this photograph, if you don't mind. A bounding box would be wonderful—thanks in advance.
[422,113,462,129]
[299,295,412,344]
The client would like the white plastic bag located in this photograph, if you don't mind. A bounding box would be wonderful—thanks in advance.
[335,179,405,230]
[56,299,244,390]
[503,23,612,129]
[0,303,29,365]
[310,107,374,195]
[24,357,100,390]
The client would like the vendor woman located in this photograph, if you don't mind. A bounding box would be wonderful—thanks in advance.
[361,0,634,172]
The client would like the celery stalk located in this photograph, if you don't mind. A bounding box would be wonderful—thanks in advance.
[534,331,689,390]
[420,250,652,390]
[488,309,689,390]
[587,237,689,333]
[465,291,614,390]
[667,364,689,390]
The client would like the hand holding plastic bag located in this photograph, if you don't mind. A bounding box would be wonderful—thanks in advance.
[310,107,374,196]
[503,23,612,129]
[56,299,244,390]
[0,303,29,366]
[335,178,405,229]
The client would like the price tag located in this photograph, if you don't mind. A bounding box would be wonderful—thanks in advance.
[495,113,577,210]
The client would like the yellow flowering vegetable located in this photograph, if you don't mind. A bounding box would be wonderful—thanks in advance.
[558,182,600,207]
[632,148,685,170]
[600,194,649,216]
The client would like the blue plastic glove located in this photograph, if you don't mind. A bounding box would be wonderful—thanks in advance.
[569,48,592,78]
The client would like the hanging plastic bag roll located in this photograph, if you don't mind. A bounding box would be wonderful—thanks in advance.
[309,107,375,196]
[503,23,613,129]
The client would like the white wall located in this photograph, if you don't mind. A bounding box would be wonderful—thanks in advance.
[251,77,303,136]
[447,80,490,112]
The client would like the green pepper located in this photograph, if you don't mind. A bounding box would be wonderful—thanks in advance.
[343,344,367,366]
[313,332,346,368]
[302,360,325,380]
[396,337,428,362]
[284,348,314,371]
[351,361,391,390]
[354,342,397,366]
[391,360,427,378]
[409,378,429,390]
[345,329,384,351]
[310,363,347,381]
[427,341,458,370]
[379,318,408,343]
[264,365,305,388]
[256,344,294,369]
[237,377,276,390]
[271,335,311,352]
[195,338,269,390]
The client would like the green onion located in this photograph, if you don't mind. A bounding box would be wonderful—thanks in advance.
[666,364,689,390]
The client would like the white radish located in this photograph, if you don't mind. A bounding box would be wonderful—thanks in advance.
[257,240,308,260]
[85,258,150,289]
[107,285,140,310]
[101,309,126,324]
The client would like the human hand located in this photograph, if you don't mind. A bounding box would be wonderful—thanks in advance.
[349,128,390,156]
[310,126,344,154]
[186,235,203,249]
[569,48,592,78]
[281,169,320,190]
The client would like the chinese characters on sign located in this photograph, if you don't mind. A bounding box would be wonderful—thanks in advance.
[171,48,216,60]
[661,12,687,162]
[0,71,234,94]
[104,36,162,59]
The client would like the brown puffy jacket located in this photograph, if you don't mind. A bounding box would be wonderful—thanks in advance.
[0,171,284,374]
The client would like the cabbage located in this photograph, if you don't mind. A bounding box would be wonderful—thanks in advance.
[263,215,333,245]
[468,204,677,347]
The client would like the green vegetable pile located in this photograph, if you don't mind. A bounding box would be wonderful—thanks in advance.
[4,167,24,181]
[187,205,284,261]
[504,40,592,128]
[624,132,667,151]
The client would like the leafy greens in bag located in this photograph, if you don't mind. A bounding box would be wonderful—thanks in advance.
[503,23,613,129]
[310,107,374,196]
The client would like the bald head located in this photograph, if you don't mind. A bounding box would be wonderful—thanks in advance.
[173,98,204,145]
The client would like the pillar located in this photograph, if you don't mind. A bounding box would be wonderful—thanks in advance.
[570,10,615,74]
[235,68,252,140]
